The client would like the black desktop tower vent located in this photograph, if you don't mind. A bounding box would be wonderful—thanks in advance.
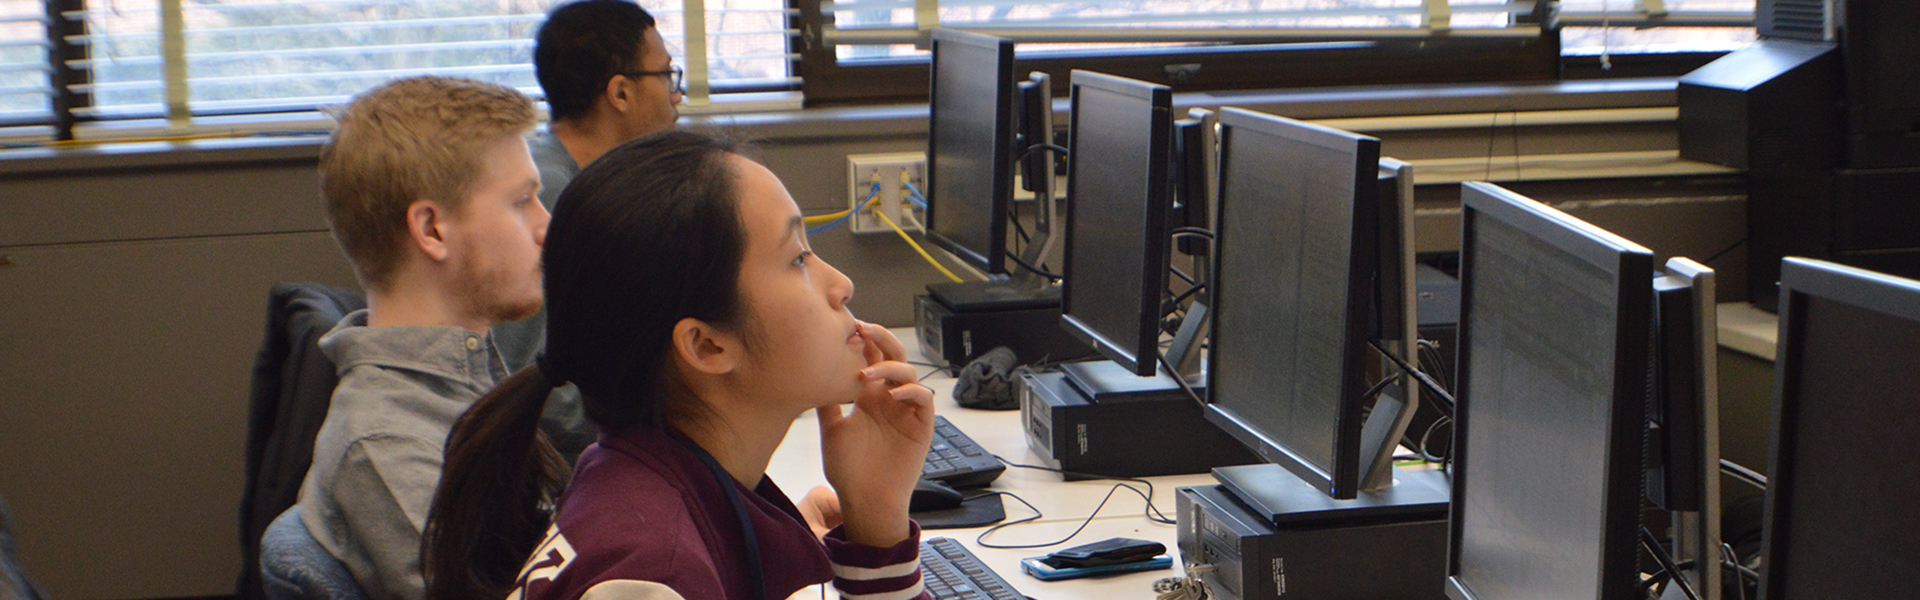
[1758,0,1829,41]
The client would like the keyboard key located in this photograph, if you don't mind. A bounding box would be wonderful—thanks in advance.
[923,416,1007,489]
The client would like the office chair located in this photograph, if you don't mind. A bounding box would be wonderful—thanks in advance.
[260,506,369,600]
[239,282,366,600]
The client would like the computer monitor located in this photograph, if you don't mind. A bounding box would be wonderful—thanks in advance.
[1650,258,1723,600]
[1058,70,1173,377]
[926,29,1015,275]
[1203,107,1419,501]
[1171,110,1217,259]
[1445,182,1655,600]
[1757,258,1920,599]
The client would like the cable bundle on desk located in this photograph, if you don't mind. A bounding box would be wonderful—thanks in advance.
[966,455,1176,551]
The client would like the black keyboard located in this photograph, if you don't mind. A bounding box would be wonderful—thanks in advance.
[923,415,1005,488]
[920,537,1026,600]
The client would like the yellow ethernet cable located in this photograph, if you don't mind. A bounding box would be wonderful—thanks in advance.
[806,182,881,226]
[874,206,963,283]
[806,175,884,227]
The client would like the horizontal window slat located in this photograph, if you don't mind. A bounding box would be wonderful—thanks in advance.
[61,1,790,19]
[0,84,50,95]
[1558,11,1753,27]
[68,13,549,43]
[72,39,536,66]
[63,0,680,18]
[80,54,785,93]
[67,27,792,58]
[721,52,801,60]
[76,63,537,93]
[69,31,796,69]
[0,62,49,74]
[830,5,1534,28]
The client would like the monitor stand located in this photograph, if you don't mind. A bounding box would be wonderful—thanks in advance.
[1059,360,1204,402]
[1057,301,1211,400]
[1212,463,1449,527]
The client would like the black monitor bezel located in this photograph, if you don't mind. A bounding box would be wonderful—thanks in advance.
[1201,107,1383,498]
[1757,257,1920,600]
[1057,70,1174,377]
[925,29,1015,276]
[1444,181,1655,600]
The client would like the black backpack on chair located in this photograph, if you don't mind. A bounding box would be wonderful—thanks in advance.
[236,283,366,600]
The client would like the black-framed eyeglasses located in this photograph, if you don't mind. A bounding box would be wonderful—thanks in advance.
[622,66,684,94]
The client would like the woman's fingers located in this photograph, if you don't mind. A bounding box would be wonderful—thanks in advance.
[858,322,909,363]
[860,360,919,388]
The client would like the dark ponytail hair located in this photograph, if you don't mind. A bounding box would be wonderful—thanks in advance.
[424,131,751,600]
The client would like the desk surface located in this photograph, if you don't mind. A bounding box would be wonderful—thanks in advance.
[1716,302,1778,361]
[769,328,1210,598]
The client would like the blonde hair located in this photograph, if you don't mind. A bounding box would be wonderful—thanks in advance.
[320,76,537,290]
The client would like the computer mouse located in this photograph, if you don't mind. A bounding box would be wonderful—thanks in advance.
[910,478,966,512]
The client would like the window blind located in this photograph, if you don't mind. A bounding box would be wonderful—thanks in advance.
[0,2,51,127]
[822,0,1544,61]
[1558,0,1755,56]
[62,0,797,122]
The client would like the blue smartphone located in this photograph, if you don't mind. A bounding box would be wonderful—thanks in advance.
[1019,554,1173,581]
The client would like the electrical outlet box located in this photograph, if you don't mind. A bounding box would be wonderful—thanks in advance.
[847,152,927,235]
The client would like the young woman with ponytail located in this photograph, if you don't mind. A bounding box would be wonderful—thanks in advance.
[423,132,935,600]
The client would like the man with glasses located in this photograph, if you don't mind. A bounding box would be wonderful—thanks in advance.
[530,0,683,208]
[498,0,684,463]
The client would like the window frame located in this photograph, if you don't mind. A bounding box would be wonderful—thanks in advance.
[17,0,1759,141]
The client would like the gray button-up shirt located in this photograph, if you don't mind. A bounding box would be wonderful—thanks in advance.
[296,309,507,600]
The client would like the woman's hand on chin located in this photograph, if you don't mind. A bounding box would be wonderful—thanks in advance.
[816,322,934,547]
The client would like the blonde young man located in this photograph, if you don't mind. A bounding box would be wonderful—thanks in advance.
[296,76,546,600]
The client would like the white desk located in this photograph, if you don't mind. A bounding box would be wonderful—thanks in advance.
[1715,302,1778,361]
[769,328,1214,598]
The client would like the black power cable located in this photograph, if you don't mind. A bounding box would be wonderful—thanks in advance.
[1006,252,1061,280]
[970,455,1179,550]
[1368,338,1456,416]
[1720,459,1767,490]
[1640,526,1703,600]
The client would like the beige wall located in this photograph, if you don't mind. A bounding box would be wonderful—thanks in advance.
[0,81,1753,599]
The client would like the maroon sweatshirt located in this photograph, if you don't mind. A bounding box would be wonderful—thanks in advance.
[505,424,930,600]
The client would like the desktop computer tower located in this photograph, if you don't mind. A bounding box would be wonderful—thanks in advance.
[1020,370,1259,479]
[1177,484,1448,600]
[914,284,1092,372]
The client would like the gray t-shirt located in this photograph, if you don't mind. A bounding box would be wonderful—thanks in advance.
[494,130,597,463]
[296,310,507,600]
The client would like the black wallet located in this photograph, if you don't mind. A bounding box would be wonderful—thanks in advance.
[1040,537,1167,569]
